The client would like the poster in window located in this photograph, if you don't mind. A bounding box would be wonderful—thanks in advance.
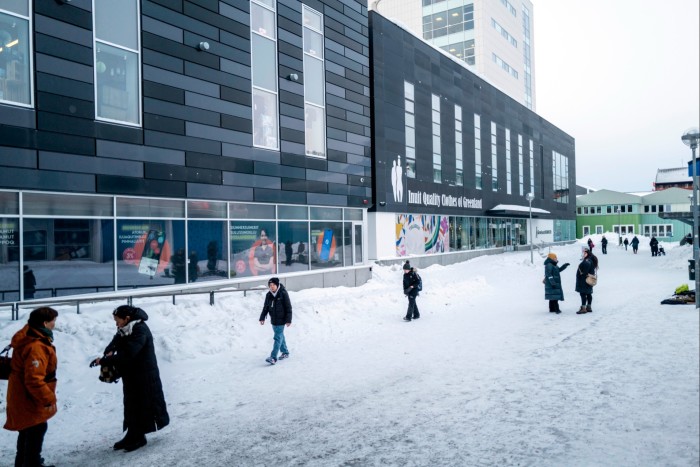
[138,229,166,277]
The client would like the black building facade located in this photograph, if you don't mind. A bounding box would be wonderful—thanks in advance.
[368,12,576,259]
[0,0,370,302]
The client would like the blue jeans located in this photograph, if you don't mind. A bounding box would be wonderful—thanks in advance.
[271,325,289,359]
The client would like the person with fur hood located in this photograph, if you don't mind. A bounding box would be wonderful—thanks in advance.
[543,253,569,314]
[4,306,59,467]
[259,277,293,365]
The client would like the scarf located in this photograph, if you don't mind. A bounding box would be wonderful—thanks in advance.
[37,326,54,341]
[118,319,142,337]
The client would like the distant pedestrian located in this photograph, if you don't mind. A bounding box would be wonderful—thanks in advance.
[575,247,598,314]
[623,238,629,250]
[544,253,570,314]
[93,305,170,452]
[171,249,186,284]
[601,236,608,254]
[23,265,37,299]
[650,236,659,257]
[285,240,293,266]
[5,307,59,467]
[259,277,292,365]
[587,238,595,252]
[631,236,640,254]
[402,261,421,321]
[188,251,199,282]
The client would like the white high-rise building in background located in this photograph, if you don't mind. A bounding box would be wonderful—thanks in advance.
[371,0,536,110]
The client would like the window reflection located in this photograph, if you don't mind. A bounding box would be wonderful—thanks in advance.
[0,11,31,106]
[278,221,309,273]
[310,222,343,269]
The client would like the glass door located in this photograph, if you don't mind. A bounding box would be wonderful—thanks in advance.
[352,223,363,264]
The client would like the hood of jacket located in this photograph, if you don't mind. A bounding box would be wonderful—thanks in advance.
[130,307,149,322]
[544,257,557,266]
[11,324,51,350]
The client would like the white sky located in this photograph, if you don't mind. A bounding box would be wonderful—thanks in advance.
[533,0,700,193]
[1,237,698,465]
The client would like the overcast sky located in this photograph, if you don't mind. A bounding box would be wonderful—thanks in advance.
[533,0,700,193]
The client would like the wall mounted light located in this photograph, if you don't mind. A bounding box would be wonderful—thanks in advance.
[197,41,210,51]
[287,73,299,81]
[379,201,386,206]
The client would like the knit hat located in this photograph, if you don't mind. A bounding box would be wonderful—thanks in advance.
[402,261,411,271]
[582,246,590,253]
[547,253,557,261]
[268,277,280,287]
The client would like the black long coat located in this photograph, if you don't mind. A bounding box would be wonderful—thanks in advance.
[544,257,568,300]
[101,308,169,434]
[259,285,293,326]
[575,257,595,294]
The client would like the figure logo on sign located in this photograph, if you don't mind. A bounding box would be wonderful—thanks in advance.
[391,155,404,203]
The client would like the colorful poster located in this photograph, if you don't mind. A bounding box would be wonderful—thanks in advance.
[230,221,276,277]
[395,214,449,256]
[137,229,166,277]
[117,222,172,275]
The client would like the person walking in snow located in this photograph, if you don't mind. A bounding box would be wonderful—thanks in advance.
[402,261,421,321]
[4,306,59,467]
[587,238,595,252]
[93,305,169,452]
[543,253,570,314]
[23,265,37,299]
[650,236,659,257]
[601,236,608,255]
[623,238,629,250]
[631,236,640,254]
[575,247,598,314]
[259,277,292,365]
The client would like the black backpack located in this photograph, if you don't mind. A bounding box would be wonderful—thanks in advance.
[415,273,423,292]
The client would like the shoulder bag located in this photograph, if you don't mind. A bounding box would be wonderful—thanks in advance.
[0,345,12,380]
[585,273,597,286]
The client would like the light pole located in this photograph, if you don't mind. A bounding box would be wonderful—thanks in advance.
[682,127,700,308]
[616,207,621,245]
[526,192,535,264]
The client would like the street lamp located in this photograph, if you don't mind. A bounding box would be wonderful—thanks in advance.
[526,192,535,264]
[682,127,700,308]
[615,207,621,245]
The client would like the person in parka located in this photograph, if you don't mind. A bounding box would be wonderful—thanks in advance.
[259,277,292,365]
[630,236,640,254]
[5,306,59,467]
[402,261,421,321]
[544,253,570,313]
[95,305,169,452]
[575,247,598,314]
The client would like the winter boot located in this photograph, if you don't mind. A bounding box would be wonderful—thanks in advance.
[576,306,588,314]
[586,305,592,313]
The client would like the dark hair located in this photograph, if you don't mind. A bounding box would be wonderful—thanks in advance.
[259,228,269,238]
[113,305,138,320]
[28,307,59,329]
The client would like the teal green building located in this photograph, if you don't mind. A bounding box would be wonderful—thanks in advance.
[576,188,692,241]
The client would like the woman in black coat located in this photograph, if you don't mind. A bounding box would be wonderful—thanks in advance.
[575,247,598,314]
[544,253,569,314]
[96,305,169,452]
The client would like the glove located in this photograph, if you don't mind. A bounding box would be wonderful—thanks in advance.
[562,263,570,268]
[89,358,99,368]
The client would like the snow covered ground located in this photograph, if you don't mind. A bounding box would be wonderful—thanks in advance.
[1,236,698,467]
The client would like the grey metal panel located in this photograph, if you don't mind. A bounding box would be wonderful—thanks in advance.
[143,49,184,74]
[346,132,371,147]
[0,146,37,168]
[36,54,93,84]
[222,171,281,189]
[281,141,305,155]
[142,16,184,43]
[142,2,220,41]
[185,92,249,117]
[220,58,251,79]
[222,143,280,163]
[219,2,249,24]
[326,61,345,76]
[185,62,249,90]
[346,152,371,167]
[34,15,93,46]
[143,98,220,126]
[306,169,346,184]
[307,192,347,206]
[220,30,250,54]
[0,167,95,192]
[254,161,305,179]
[186,122,251,146]
[39,151,144,177]
[278,29,302,48]
[145,130,222,154]
[280,115,304,132]
[96,140,186,165]
[278,78,304,95]
[187,182,254,201]
[344,47,369,67]
[328,161,364,176]
[327,138,365,155]
[326,83,345,98]
[327,95,363,114]
[143,65,220,98]
[0,106,35,129]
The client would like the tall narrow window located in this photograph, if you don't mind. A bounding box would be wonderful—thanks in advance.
[94,0,141,125]
[251,0,279,149]
[405,82,416,178]
[522,5,533,110]
[455,104,463,186]
[518,134,524,196]
[432,94,441,183]
[552,150,569,204]
[505,128,511,195]
[303,5,325,158]
[474,114,482,189]
[491,121,498,191]
[0,1,32,107]
[529,139,534,195]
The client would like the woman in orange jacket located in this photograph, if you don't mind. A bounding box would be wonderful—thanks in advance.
[4,306,59,467]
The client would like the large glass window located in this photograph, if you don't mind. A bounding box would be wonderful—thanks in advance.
[303,5,326,158]
[405,82,416,178]
[518,134,524,196]
[505,128,511,195]
[187,221,229,283]
[432,94,441,183]
[230,221,276,278]
[455,104,463,186]
[440,40,475,66]
[94,0,141,125]
[0,3,31,107]
[278,221,309,273]
[0,217,19,302]
[474,114,482,189]
[491,121,498,191]
[552,150,569,204]
[310,222,342,270]
[251,0,279,150]
[116,219,184,289]
[422,4,473,40]
[522,5,533,109]
[528,139,534,195]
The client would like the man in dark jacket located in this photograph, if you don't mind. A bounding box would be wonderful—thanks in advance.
[259,277,292,365]
[650,236,659,256]
[23,265,37,299]
[544,253,569,314]
[402,261,420,321]
[601,236,608,254]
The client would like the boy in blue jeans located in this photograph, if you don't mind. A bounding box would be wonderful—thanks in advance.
[259,277,293,364]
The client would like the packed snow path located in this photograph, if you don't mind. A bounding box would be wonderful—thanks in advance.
[1,239,698,466]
